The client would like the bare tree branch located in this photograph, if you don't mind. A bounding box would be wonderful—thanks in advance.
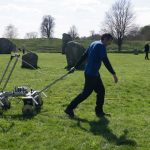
[40,15,55,39]
[3,24,18,39]
[102,0,135,51]
[68,25,79,40]
[25,32,38,39]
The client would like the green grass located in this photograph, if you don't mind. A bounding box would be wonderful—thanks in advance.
[0,53,150,150]
[11,38,62,53]
[11,38,150,53]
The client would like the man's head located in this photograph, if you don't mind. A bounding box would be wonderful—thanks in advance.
[101,33,113,46]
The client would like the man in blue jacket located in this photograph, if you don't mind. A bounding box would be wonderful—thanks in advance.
[65,33,118,118]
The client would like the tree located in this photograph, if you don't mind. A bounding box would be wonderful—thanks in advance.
[25,32,38,39]
[126,25,140,40]
[90,30,95,40]
[103,0,135,51]
[3,24,18,39]
[89,30,101,40]
[40,15,55,38]
[68,25,79,40]
[140,25,150,41]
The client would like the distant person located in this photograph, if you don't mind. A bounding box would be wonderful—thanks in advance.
[22,45,26,54]
[22,47,26,54]
[144,44,149,60]
[65,33,118,118]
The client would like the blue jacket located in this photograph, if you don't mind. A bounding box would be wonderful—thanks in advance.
[85,41,107,76]
[74,40,115,76]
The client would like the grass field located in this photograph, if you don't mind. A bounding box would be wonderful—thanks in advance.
[11,38,150,53]
[0,53,150,150]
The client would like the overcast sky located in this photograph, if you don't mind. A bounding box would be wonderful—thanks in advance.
[0,0,150,39]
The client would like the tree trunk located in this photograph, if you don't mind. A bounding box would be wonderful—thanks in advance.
[117,38,122,52]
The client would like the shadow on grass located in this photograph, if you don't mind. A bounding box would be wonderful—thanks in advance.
[0,113,36,121]
[0,108,43,121]
[73,116,137,146]
[0,122,15,133]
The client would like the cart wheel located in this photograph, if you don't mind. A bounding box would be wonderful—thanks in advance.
[36,96,43,106]
[1,98,11,110]
[35,96,43,112]
[22,104,34,116]
[36,99,43,113]
[0,104,3,115]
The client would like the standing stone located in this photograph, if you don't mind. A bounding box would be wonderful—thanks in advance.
[0,38,16,54]
[65,41,86,70]
[22,52,38,69]
[62,33,72,54]
[62,33,86,70]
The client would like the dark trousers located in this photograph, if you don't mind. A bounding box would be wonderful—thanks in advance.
[145,52,149,60]
[67,73,105,112]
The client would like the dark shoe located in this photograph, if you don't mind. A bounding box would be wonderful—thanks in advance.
[64,107,74,118]
[95,107,106,117]
[96,111,106,118]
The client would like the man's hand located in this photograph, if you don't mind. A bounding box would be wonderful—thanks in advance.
[68,67,76,74]
[113,74,118,83]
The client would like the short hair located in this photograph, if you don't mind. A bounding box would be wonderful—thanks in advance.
[101,33,113,41]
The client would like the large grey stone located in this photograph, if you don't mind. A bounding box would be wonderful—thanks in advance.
[0,38,16,54]
[62,33,72,54]
[65,41,86,70]
[22,52,38,69]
